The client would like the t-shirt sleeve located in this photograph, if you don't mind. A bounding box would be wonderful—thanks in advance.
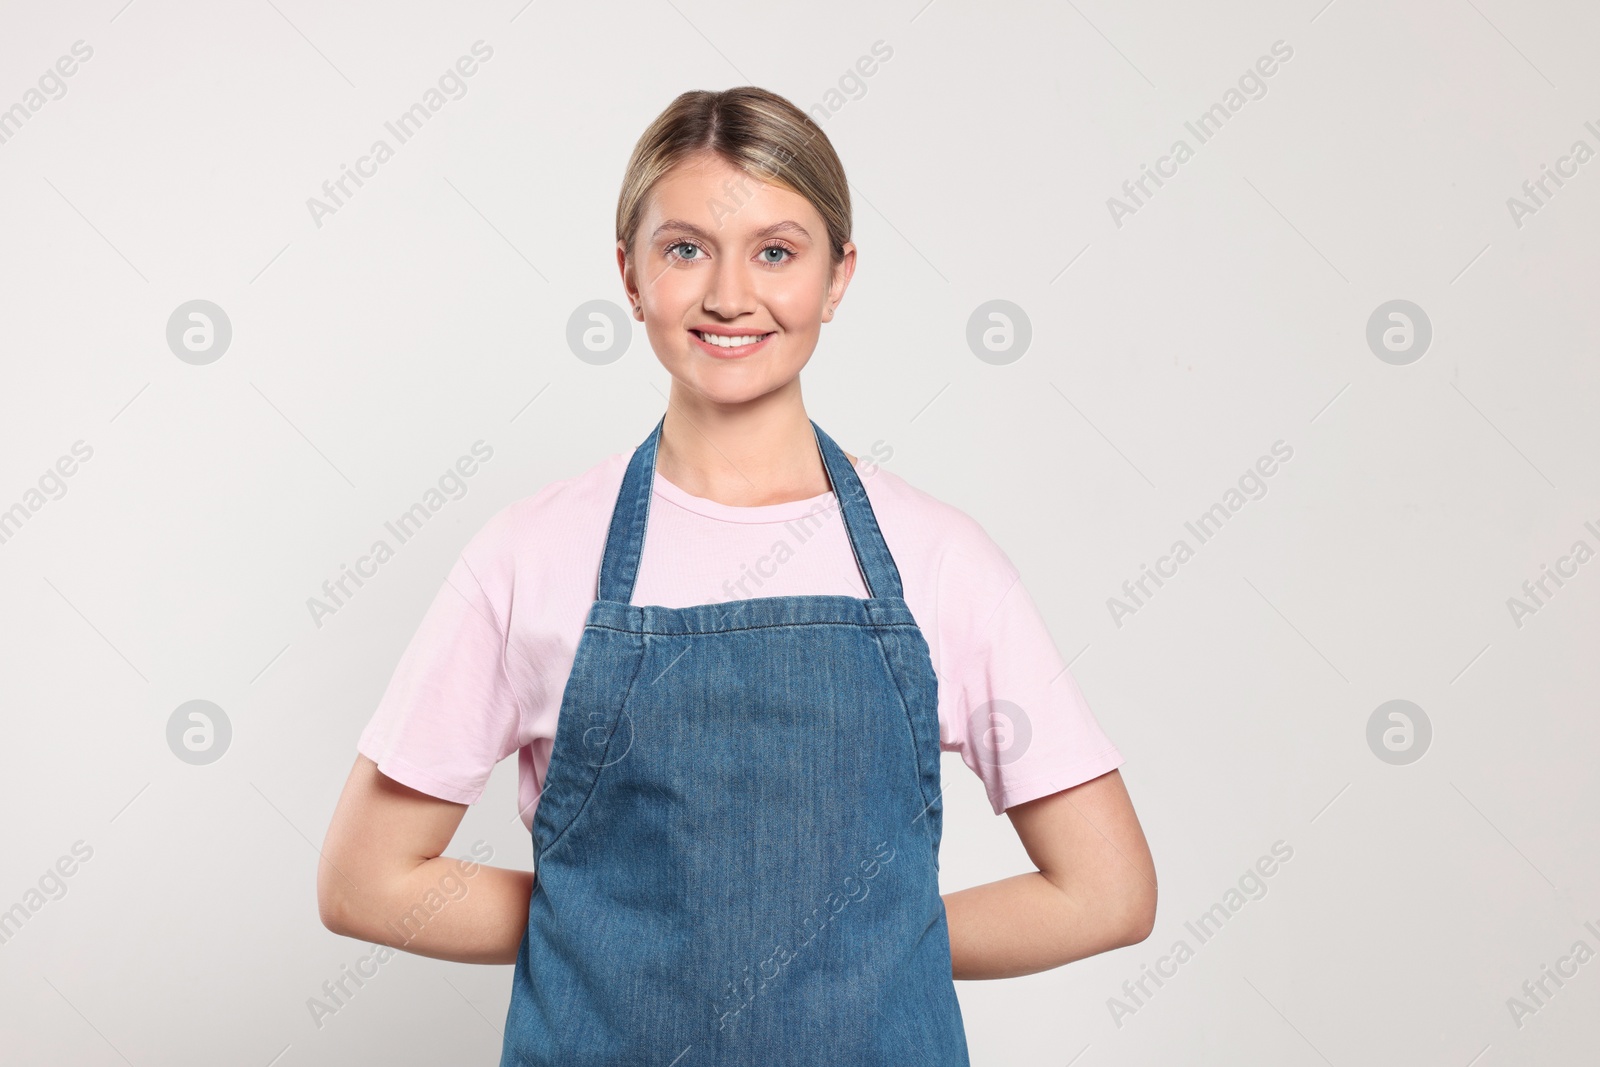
[942,554,1125,816]
[356,532,523,806]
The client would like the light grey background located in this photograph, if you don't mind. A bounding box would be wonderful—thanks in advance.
[2,0,1596,1064]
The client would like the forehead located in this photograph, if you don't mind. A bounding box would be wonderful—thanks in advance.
[642,153,819,235]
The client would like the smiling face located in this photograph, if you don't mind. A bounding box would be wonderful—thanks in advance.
[619,151,855,409]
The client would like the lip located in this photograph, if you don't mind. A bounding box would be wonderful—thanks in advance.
[688,328,775,360]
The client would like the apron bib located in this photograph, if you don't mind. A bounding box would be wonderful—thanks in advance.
[500,417,971,1065]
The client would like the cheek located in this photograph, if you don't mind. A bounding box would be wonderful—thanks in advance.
[648,269,698,312]
[765,278,829,328]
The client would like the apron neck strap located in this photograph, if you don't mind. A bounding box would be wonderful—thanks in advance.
[597,416,904,604]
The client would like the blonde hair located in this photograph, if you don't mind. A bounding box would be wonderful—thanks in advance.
[616,87,852,265]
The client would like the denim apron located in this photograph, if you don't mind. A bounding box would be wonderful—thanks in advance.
[500,417,971,1065]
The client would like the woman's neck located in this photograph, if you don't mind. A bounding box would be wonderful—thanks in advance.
[654,392,856,508]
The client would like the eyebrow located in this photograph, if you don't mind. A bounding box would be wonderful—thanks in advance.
[648,218,812,244]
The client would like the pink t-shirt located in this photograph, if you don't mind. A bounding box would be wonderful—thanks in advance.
[357,445,1124,831]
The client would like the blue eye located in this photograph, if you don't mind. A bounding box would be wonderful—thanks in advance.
[664,240,795,264]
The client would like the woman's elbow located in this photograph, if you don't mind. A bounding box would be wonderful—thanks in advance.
[1113,876,1158,947]
[316,854,357,937]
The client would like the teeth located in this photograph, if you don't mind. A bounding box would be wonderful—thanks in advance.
[696,331,769,348]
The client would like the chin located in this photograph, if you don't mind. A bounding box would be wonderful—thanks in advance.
[677,372,786,407]
[691,385,776,408]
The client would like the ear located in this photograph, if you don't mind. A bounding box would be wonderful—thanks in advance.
[823,241,857,323]
[617,240,642,320]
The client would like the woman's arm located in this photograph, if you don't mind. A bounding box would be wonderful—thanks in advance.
[317,755,533,965]
[942,768,1156,980]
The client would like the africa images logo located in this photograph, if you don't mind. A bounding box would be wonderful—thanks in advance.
[1105,40,1294,228]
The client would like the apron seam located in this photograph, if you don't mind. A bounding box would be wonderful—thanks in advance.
[863,627,940,827]
[538,627,650,860]
[587,618,919,636]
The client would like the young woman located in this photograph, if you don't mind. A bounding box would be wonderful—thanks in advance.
[318,86,1156,1064]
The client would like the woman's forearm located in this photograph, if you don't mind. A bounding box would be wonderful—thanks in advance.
[333,858,1133,975]
[330,856,534,965]
[943,872,1141,980]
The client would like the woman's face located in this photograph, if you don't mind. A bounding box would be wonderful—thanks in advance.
[619,151,855,409]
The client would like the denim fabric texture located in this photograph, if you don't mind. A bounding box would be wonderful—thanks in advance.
[500,417,971,1065]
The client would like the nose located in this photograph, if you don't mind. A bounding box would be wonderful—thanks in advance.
[702,255,758,319]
